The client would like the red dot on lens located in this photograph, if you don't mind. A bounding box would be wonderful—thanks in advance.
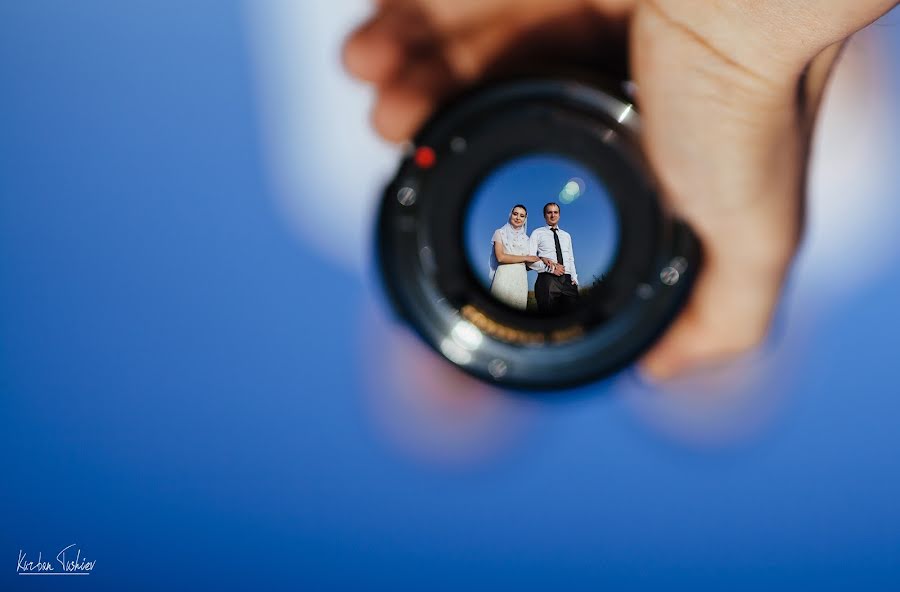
[414,146,436,169]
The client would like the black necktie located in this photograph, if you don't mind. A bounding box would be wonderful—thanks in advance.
[552,228,564,266]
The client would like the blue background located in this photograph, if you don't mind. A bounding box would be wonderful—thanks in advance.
[2,2,900,590]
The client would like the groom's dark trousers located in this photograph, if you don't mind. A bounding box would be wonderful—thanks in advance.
[534,273,578,315]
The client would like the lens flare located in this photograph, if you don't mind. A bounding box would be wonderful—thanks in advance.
[559,177,585,203]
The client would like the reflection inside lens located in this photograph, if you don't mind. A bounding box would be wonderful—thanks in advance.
[465,154,619,315]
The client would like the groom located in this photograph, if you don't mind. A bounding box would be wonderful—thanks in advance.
[529,202,579,314]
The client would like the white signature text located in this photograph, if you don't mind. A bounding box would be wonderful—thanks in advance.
[17,544,96,575]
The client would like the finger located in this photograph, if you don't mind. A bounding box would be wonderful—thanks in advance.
[370,58,458,142]
[631,0,815,379]
[633,1,867,380]
[343,17,403,83]
[640,45,847,381]
[342,7,437,84]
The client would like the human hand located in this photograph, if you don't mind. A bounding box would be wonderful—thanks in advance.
[525,255,540,263]
[343,0,898,379]
[626,0,897,378]
[343,0,631,141]
[552,265,564,277]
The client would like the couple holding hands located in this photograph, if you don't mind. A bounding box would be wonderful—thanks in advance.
[489,202,579,315]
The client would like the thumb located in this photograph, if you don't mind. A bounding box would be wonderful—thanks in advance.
[630,0,852,379]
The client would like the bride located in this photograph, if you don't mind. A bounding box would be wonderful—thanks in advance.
[489,204,543,310]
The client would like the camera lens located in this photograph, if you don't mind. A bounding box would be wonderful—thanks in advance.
[376,77,700,390]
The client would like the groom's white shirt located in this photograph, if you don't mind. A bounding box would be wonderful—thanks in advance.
[529,225,578,285]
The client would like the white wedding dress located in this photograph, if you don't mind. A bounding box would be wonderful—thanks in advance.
[489,228,528,310]
[491,262,528,310]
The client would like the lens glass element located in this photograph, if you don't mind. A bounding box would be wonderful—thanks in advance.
[464,153,620,315]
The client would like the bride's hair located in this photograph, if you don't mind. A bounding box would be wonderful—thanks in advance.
[512,204,527,216]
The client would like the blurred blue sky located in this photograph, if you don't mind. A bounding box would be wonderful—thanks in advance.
[2,1,900,590]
